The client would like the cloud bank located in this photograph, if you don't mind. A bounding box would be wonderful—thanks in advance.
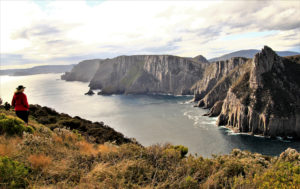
[1,0,299,68]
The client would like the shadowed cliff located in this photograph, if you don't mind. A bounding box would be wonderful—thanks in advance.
[198,46,300,138]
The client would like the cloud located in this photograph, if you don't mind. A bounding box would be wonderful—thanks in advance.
[0,0,299,68]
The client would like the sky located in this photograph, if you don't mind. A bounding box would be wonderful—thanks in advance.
[0,0,300,69]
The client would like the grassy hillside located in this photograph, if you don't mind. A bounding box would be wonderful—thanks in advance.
[0,105,299,188]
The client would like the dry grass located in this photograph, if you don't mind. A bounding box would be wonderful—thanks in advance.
[98,144,118,154]
[52,134,63,144]
[76,140,98,156]
[76,141,118,156]
[0,144,12,156]
[0,136,21,157]
[28,154,53,170]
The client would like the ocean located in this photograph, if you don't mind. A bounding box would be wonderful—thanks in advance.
[1,73,299,157]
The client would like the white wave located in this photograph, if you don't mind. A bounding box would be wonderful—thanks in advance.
[220,127,292,142]
[183,110,217,129]
[276,137,291,143]
[178,100,194,105]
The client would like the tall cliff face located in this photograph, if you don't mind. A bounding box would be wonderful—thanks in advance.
[192,57,249,102]
[88,55,206,95]
[197,60,252,109]
[217,46,300,138]
[61,59,101,82]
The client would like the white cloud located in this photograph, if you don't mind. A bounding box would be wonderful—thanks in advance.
[0,0,299,68]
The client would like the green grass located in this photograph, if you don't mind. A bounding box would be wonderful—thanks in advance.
[120,61,145,88]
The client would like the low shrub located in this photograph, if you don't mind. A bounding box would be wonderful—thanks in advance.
[29,105,132,145]
[37,115,57,124]
[252,162,300,188]
[0,114,33,136]
[174,145,189,158]
[181,176,198,189]
[0,156,29,188]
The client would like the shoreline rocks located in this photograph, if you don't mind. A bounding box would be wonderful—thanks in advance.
[85,89,95,96]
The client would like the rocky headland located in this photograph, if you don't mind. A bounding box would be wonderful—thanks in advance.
[61,46,300,138]
[216,47,300,138]
[62,55,208,95]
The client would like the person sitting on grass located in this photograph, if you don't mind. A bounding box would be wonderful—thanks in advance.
[11,85,29,125]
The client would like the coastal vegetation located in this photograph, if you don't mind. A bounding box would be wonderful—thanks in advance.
[0,105,299,188]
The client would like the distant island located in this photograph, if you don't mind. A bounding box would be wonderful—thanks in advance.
[61,46,300,139]
[0,64,74,76]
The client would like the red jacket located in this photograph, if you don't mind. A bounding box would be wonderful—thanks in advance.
[11,92,29,111]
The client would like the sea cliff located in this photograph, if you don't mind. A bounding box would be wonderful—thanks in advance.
[61,46,300,138]
[216,47,300,138]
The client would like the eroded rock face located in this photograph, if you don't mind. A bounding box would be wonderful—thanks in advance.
[217,46,300,138]
[88,55,206,95]
[193,57,249,106]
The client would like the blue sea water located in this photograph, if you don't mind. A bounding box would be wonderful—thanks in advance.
[1,73,299,157]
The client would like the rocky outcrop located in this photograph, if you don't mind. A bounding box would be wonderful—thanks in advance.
[203,100,223,117]
[249,46,284,89]
[61,59,101,82]
[85,89,95,96]
[217,46,300,138]
[88,55,206,95]
[192,55,209,63]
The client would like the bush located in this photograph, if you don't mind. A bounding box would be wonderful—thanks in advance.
[37,116,57,124]
[58,119,81,129]
[181,176,198,189]
[174,145,188,158]
[0,114,34,136]
[252,162,300,188]
[0,156,29,188]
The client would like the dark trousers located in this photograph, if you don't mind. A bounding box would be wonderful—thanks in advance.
[16,111,29,123]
